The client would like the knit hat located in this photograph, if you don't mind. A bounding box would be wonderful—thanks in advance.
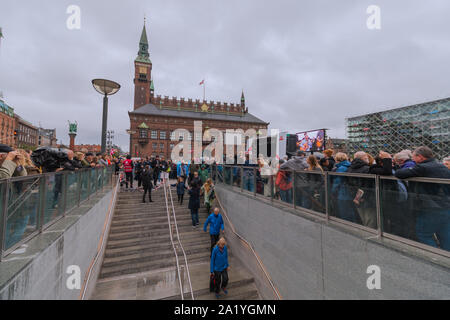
[0,144,13,153]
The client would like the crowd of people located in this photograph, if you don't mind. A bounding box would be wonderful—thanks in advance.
[0,144,117,180]
[271,146,449,250]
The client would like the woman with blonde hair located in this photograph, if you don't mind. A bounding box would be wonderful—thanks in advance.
[307,155,323,172]
[210,237,229,298]
[17,149,39,175]
[201,178,215,214]
[306,155,324,212]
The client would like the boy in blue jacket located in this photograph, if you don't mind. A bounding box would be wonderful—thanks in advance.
[210,237,229,298]
[204,207,224,255]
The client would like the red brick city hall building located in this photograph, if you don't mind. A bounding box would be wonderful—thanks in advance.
[128,24,268,160]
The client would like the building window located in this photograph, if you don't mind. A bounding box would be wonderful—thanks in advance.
[151,130,157,139]
[139,129,148,138]
[160,131,166,140]
[160,143,164,150]
[170,143,174,149]
[152,143,157,149]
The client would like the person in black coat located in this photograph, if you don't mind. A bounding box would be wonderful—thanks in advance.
[151,156,161,186]
[395,146,450,250]
[141,165,154,203]
[188,184,201,227]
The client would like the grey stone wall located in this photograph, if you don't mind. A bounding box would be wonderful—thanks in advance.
[0,189,115,300]
[216,185,450,300]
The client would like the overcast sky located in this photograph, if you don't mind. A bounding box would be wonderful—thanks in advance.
[1,0,449,151]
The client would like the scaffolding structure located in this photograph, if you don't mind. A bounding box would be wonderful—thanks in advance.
[346,97,450,160]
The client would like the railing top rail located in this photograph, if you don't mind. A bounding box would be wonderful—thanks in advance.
[0,166,114,183]
[379,175,450,184]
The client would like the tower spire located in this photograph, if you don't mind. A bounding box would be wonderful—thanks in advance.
[136,19,150,63]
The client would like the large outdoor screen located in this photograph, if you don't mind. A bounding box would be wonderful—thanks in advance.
[296,129,325,152]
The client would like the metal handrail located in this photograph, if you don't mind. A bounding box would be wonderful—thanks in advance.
[161,178,185,300]
[165,178,195,300]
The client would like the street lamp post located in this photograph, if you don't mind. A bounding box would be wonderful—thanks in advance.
[126,129,136,156]
[92,79,121,154]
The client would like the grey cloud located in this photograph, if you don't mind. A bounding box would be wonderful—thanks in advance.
[0,0,449,151]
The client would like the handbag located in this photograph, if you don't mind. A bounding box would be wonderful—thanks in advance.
[209,273,215,292]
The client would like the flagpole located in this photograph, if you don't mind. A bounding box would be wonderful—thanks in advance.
[203,80,206,102]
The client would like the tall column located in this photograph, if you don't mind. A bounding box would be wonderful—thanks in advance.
[69,133,76,151]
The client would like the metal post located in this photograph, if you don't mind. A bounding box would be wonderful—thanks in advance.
[292,170,296,208]
[270,174,274,202]
[77,170,82,206]
[324,172,329,222]
[38,175,47,232]
[0,180,10,261]
[240,167,243,192]
[62,173,68,216]
[87,168,91,200]
[101,94,108,154]
[375,175,382,238]
[230,166,233,187]
[253,167,256,196]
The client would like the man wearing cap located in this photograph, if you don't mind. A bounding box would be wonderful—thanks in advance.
[0,144,28,179]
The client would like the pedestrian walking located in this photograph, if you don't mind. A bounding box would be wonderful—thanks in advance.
[188,183,201,227]
[210,237,229,299]
[204,207,224,255]
[176,176,187,205]
[141,165,154,203]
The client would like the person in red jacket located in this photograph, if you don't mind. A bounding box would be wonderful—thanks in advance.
[123,154,134,189]
[275,159,293,203]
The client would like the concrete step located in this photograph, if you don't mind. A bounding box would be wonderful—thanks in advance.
[110,222,201,235]
[159,263,257,300]
[105,235,211,254]
[103,242,210,262]
[195,283,260,300]
[99,251,211,279]
[106,230,211,248]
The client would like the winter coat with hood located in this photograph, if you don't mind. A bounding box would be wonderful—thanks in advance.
[331,160,352,200]
[347,158,375,209]
[395,158,450,210]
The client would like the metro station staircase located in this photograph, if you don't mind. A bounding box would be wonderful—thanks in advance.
[91,182,260,300]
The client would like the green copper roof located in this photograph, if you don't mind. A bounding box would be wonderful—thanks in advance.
[241,90,245,102]
[150,80,154,90]
[140,25,148,45]
[136,24,151,63]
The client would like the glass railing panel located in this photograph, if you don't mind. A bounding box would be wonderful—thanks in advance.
[65,171,79,213]
[294,171,326,214]
[223,166,232,185]
[43,172,66,225]
[256,169,271,198]
[90,168,97,195]
[328,173,377,228]
[80,169,89,202]
[380,177,450,251]
[242,167,255,192]
[4,176,41,250]
[232,166,241,188]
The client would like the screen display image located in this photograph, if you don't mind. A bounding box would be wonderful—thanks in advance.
[296,129,325,152]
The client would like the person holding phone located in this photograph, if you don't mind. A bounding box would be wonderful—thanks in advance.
[0,144,27,179]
